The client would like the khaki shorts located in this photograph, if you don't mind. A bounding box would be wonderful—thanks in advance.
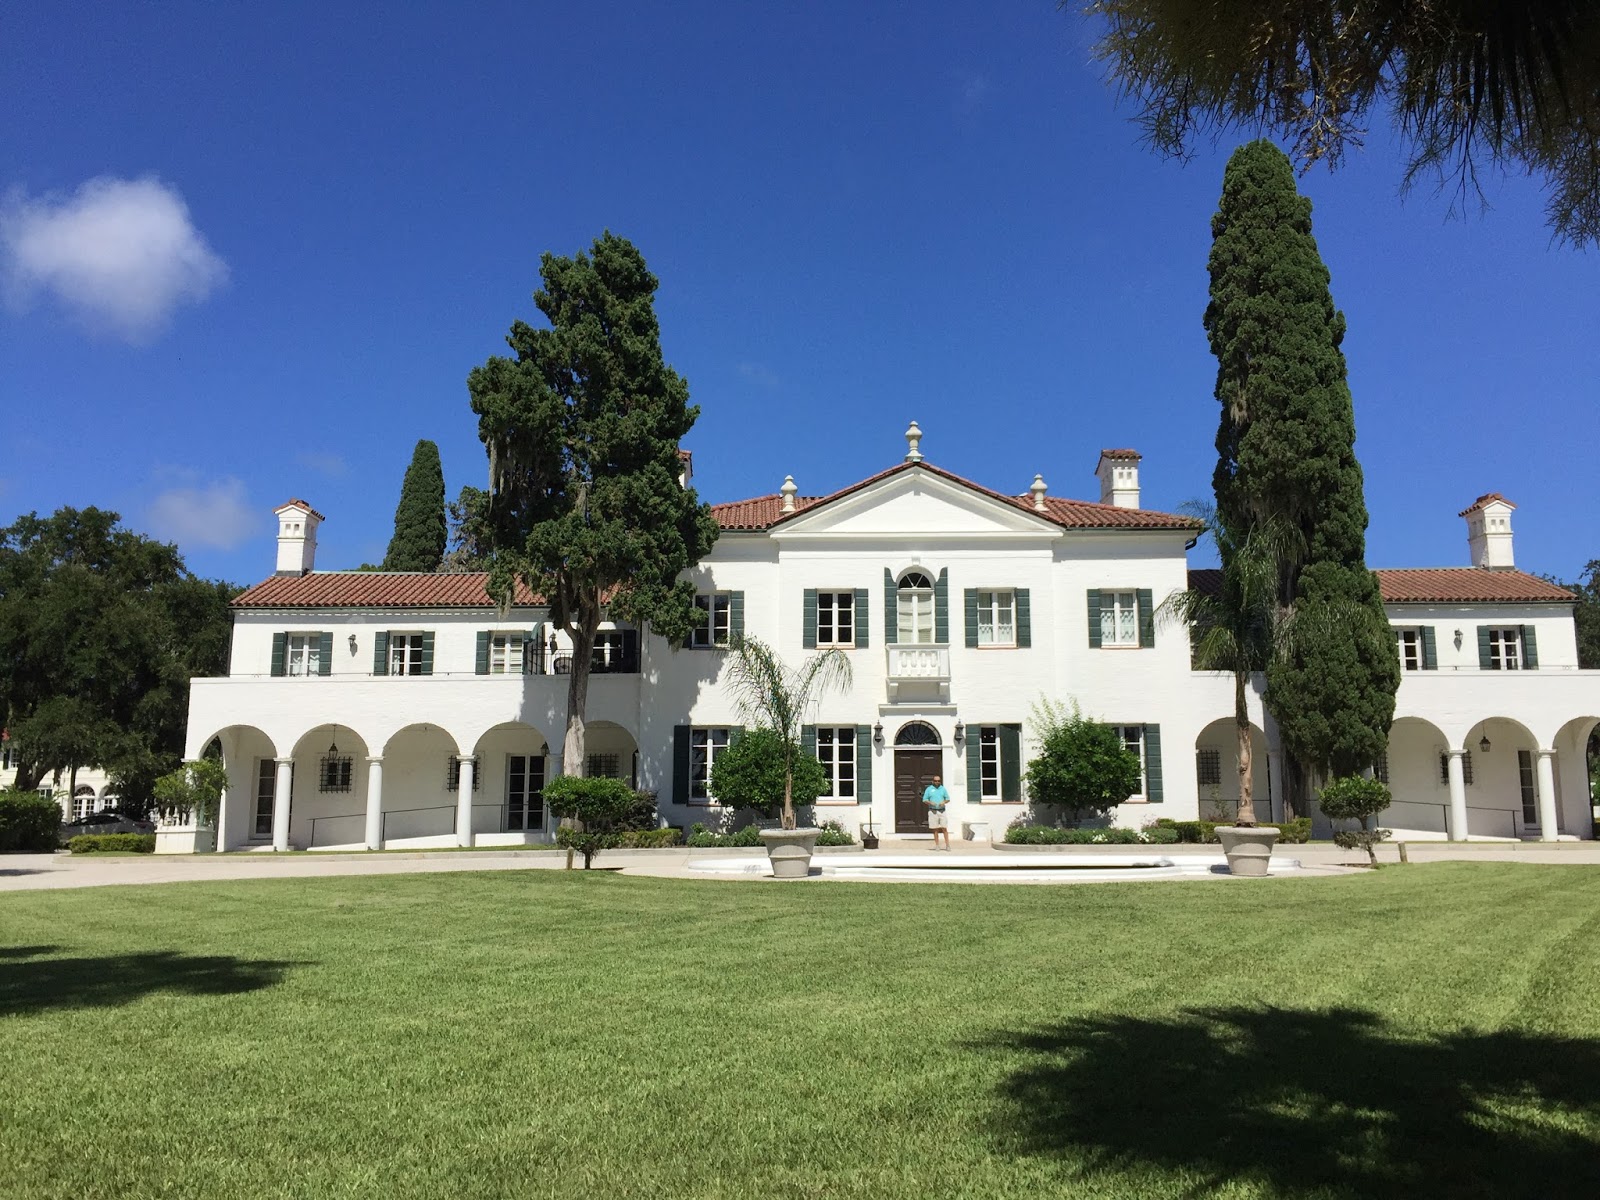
[927,809,948,830]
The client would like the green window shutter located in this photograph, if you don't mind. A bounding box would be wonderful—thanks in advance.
[854,587,869,648]
[1087,590,1103,648]
[475,631,490,675]
[964,588,979,649]
[855,725,872,805]
[420,631,434,676]
[1137,589,1155,648]
[966,734,982,801]
[801,724,816,759]
[803,589,818,649]
[729,592,745,641]
[1015,589,1031,649]
[270,632,286,677]
[1521,625,1539,669]
[883,568,898,645]
[934,568,949,643]
[673,726,691,805]
[522,630,537,674]
[1421,626,1437,670]
[1143,724,1164,803]
[1477,626,1493,669]
[1000,724,1022,802]
[372,632,389,676]
[317,632,333,676]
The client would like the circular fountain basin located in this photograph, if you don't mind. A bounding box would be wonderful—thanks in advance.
[686,852,1303,882]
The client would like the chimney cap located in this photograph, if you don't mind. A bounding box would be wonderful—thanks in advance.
[274,498,326,521]
[1095,448,1142,468]
[1458,492,1515,518]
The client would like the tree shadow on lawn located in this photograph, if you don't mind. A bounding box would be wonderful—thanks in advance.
[974,1006,1600,1199]
[1,945,304,1016]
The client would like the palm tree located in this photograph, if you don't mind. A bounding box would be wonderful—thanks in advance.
[722,634,852,830]
[1158,509,1301,828]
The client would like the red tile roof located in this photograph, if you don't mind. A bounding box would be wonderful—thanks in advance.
[234,572,541,609]
[275,498,326,520]
[1097,448,1142,461]
[1189,567,1575,605]
[1458,492,1515,516]
[711,461,1199,533]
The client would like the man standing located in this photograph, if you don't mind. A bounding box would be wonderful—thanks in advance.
[923,774,951,850]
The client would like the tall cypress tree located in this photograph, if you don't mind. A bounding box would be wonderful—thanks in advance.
[381,439,447,571]
[1205,140,1399,806]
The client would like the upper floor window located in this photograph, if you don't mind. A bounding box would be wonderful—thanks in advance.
[817,592,854,647]
[390,633,426,676]
[815,727,856,799]
[693,593,732,648]
[975,590,1015,647]
[490,632,524,675]
[283,633,326,677]
[1395,627,1432,671]
[1101,592,1140,647]
[897,571,936,644]
[1485,627,1521,671]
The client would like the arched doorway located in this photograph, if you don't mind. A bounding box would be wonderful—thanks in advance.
[1193,718,1271,823]
[893,720,943,833]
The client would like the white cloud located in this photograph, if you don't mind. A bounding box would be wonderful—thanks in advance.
[1,176,228,341]
[144,477,256,551]
[736,361,780,389]
[296,451,350,477]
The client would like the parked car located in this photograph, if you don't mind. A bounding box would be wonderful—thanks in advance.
[59,810,156,843]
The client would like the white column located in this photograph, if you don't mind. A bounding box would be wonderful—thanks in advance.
[1446,750,1469,841]
[209,759,228,851]
[364,757,384,850]
[1536,749,1560,842]
[455,757,476,848]
[271,756,294,852]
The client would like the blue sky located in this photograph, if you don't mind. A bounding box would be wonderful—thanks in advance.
[3,1,1595,584]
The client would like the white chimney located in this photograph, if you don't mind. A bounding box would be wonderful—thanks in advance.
[780,475,798,513]
[1094,449,1141,509]
[677,449,693,489]
[274,499,323,576]
[1460,493,1515,569]
[1029,474,1048,511]
[904,421,923,463]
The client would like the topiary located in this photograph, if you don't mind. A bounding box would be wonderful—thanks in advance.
[1319,775,1393,866]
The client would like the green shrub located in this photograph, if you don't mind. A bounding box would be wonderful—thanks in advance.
[1024,700,1143,826]
[67,833,155,854]
[685,822,764,848]
[1319,775,1394,865]
[1275,817,1313,844]
[0,790,63,853]
[1153,817,1311,844]
[1003,824,1154,845]
[1141,824,1180,844]
[814,820,855,847]
[605,827,682,849]
[545,776,637,868]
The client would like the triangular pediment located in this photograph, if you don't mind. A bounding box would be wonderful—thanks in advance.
[772,466,1058,539]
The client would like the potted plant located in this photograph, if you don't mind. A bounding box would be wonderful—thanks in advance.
[716,635,851,879]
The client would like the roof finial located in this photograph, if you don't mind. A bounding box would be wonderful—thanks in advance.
[780,474,798,513]
[1029,473,1048,512]
[904,420,923,463]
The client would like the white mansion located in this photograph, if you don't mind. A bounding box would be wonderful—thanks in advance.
[182,426,1597,852]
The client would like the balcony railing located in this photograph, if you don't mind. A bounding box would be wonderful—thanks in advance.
[885,643,950,702]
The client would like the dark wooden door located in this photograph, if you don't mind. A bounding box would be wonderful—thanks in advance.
[894,749,944,833]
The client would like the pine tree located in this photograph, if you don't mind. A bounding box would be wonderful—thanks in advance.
[1205,141,1399,808]
[469,233,718,774]
[381,440,447,571]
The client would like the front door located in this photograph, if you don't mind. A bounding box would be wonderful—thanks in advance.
[895,749,943,833]
[506,754,546,832]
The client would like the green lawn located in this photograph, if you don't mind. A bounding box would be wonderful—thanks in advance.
[4,865,1600,1199]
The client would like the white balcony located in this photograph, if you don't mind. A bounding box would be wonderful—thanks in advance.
[886,643,950,703]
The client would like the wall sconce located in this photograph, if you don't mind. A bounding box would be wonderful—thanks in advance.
[953,720,965,747]
[348,633,358,655]
[327,728,340,756]
[1453,628,1463,650]
[1479,733,1491,754]
[872,722,884,748]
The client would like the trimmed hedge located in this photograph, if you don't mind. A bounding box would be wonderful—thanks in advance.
[1002,824,1180,845]
[68,833,156,854]
[0,790,62,853]
[1154,818,1312,844]
[604,828,682,849]
[686,823,763,848]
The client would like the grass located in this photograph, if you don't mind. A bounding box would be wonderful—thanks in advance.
[4,864,1600,1198]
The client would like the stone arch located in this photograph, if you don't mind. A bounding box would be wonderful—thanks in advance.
[289,725,374,850]
[376,723,465,845]
[1373,716,1454,839]
[472,721,555,838]
[1458,716,1542,839]
[193,724,278,852]
[1193,717,1271,823]
[894,720,941,747]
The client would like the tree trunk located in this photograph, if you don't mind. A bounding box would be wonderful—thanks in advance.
[782,768,794,831]
[13,761,43,793]
[562,592,603,778]
[1234,671,1256,826]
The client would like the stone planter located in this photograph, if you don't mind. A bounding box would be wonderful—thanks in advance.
[1216,826,1280,877]
[758,827,821,879]
[154,825,216,855]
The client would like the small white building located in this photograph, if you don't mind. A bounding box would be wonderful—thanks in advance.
[0,734,118,820]
[182,432,1598,851]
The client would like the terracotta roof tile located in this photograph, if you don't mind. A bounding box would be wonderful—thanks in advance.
[1458,492,1515,517]
[708,494,825,530]
[1188,567,1575,605]
[234,572,541,609]
[274,498,326,520]
[1097,448,1142,461]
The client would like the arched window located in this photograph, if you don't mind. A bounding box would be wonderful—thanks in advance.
[73,785,97,820]
[897,571,935,644]
[894,721,941,747]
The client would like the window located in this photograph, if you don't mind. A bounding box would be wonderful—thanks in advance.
[446,755,481,792]
[816,727,857,799]
[1439,752,1475,785]
[319,755,353,793]
[1395,627,1429,671]
[690,729,731,800]
[975,590,1016,647]
[1486,627,1522,670]
[897,572,935,644]
[254,760,275,838]
[817,592,855,647]
[389,633,426,676]
[286,633,322,676]
[506,753,545,832]
[692,593,732,648]
[592,631,628,672]
[586,753,621,779]
[1100,592,1139,647]
[979,727,1002,799]
[489,633,524,675]
[1196,749,1223,788]
[73,786,97,820]
[1372,752,1390,785]
[1518,750,1538,827]
[0,744,15,770]
[1115,726,1148,799]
